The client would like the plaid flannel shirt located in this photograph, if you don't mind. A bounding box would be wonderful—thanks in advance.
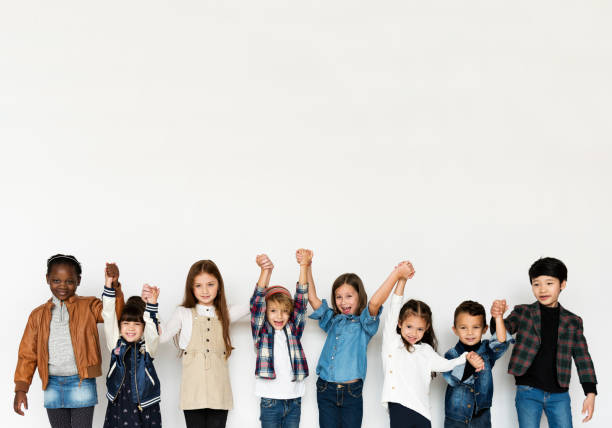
[250,283,309,381]
[501,302,597,388]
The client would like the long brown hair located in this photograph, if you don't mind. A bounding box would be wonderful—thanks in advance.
[181,260,233,358]
[330,273,368,315]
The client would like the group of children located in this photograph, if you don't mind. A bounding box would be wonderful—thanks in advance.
[13,252,597,428]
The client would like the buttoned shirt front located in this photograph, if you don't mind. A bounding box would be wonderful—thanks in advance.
[309,299,381,383]
[381,294,466,421]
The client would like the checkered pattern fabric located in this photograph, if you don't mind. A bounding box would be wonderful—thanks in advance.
[250,283,309,381]
[504,302,597,388]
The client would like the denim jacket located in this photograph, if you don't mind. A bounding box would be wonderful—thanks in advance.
[102,287,161,409]
[442,337,511,423]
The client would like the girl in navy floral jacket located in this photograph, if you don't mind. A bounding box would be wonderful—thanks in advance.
[102,266,162,428]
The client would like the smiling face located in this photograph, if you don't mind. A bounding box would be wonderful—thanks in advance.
[335,283,359,315]
[453,312,488,346]
[120,321,144,342]
[266,301,290,330]
[192,272,219,305]
[398,314,428,345]
[531,275,565,308]
[46,264,80,301]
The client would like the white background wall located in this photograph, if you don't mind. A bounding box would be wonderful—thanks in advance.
[1,1,610,427]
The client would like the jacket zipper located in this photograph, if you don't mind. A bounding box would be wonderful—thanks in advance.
[134,343,142,411]
[112,345,129,403]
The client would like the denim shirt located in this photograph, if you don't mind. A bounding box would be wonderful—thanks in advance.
[309,299,381,382]
[442,337,511,423]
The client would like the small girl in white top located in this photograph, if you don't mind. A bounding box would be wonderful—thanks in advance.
[156,260,249,428]
[381,261,485,428]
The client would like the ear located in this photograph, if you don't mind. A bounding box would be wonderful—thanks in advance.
[46,274,51,285]
[560,280,567,291]
[452,326,458,337]
[76,276,81,287]
[482,325,488,335]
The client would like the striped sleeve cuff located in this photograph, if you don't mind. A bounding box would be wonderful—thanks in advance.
[102,287,116,298]
[145,303,159,313]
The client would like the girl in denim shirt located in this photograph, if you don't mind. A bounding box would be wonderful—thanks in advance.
[305,253,405,428]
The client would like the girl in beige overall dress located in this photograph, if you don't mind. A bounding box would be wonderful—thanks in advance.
[159,260,248,428]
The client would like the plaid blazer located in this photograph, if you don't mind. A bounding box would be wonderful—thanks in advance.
[250,283,309,381]
[503,302,597,388]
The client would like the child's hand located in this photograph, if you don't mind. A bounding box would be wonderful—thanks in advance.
[395,261,415,280]
[256,254,274,271]
[296,248,313,266]
[141,284,151,303]
[296,249,313,266]
[141,284,160,304]
[466,351,485,372]
[491,299,507,319]
[13,391,27,416]
[105,263,120,288]
[582,393,595,422]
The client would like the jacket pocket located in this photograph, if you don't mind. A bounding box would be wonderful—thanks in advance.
[107,362,116,378]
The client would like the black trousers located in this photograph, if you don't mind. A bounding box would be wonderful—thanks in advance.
[184,408,229,428]
[46,407,95,428]
[389,402,431,428]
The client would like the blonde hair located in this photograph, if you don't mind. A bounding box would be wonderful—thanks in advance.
[266,293,294,314]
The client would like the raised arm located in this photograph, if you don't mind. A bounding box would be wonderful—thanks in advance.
[102,267,121,352]
[93,262,124,323]
[297,249,321,310]
[369,261,415,316]
[256,254,274,289]
[142,284,160,356]
[297,249,312,286]
[491,299,508,343]
[292,249,312,338]
[251,254,274,340]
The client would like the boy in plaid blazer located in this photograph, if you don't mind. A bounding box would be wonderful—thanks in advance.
[250,250,311,428]
[491,257,597,428]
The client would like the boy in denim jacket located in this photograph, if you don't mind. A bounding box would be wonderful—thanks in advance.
[491,257,597,427]
[442,301,510,427]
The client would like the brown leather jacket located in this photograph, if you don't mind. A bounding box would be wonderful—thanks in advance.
[14,285,124,393]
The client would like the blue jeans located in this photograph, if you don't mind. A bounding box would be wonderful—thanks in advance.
[515,385,573,428]
[44,375,97,409]
[444,408,491,428]
[316,377,363,428]
[260,397,301,428]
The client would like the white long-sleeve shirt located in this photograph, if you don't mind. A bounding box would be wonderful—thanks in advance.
[159,303,249,349]
[381,294,467,421]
